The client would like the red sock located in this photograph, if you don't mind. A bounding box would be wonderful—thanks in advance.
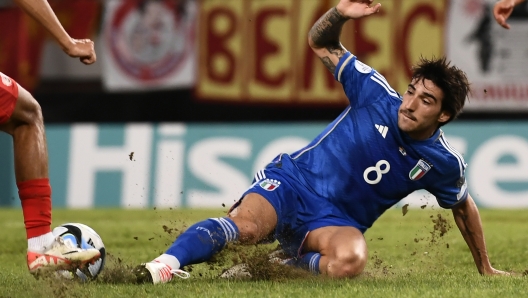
[17,178,52,239]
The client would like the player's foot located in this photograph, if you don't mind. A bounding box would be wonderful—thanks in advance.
[27,236,101,276]
[268,249,293,264]
[219,249,293,279]
[134,261,190,284]
[219,263,251,279]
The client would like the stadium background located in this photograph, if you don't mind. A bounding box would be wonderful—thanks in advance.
[0,0,527,209]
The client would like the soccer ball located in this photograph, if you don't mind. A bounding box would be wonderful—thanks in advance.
[52,223,106,281]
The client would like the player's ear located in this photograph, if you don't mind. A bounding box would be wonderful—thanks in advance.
[438,111,451,124]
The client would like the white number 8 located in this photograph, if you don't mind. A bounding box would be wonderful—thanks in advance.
[363,160,390,185]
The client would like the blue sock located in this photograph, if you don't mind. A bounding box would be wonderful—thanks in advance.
[286,252,321,274]
[165,217,239,267]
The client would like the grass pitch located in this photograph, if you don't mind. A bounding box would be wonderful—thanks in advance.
[0,207,527,298]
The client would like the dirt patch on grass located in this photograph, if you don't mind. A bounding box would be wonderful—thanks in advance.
[367,252,394,276]
[200,243,314,281]
[96,253,137,284]
[34,275,85,298]
[32,254,140,298]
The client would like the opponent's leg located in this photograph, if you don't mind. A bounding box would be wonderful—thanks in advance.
[0,84,52,246]
[301,226,367,278]
[0,81,100,275]
[136,193,278,284]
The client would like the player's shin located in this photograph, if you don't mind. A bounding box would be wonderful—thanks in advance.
[160,217,240,269]
[18,178,54,251]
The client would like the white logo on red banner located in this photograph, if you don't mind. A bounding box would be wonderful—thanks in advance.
[102,0,197,91]
[0,73,12,87]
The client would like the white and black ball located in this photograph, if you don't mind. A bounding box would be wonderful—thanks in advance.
[52,223,106,281]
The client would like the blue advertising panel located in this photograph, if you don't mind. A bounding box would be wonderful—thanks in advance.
[1,122,527,209]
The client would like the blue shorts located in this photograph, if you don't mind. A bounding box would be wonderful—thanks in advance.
[233,166,362,258]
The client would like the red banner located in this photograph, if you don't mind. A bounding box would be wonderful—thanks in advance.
[0,1,100,91]
[0,9,46,91]
[197,0,447,106]
[51,0,101,39]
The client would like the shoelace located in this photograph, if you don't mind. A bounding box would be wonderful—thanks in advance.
[170,269,190,279]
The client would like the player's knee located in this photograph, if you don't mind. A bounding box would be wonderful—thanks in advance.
[24,97,43,125]
[327,248,367,278]
[12,94,43,127]
[231,218,260,244]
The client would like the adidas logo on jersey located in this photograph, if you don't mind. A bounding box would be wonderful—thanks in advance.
[375,124,388,138]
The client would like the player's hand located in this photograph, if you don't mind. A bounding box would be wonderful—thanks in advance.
[336,0,381,20]
[63,38,97,65]
[493,0,516,29]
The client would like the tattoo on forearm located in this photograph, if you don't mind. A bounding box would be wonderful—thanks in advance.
[309,7,348,72]
[320,57,336,73]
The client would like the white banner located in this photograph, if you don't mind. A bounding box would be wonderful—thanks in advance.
[101,0,197,91]
[447,0,528,111]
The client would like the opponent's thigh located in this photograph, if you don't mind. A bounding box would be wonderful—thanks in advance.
[303,226,367,277]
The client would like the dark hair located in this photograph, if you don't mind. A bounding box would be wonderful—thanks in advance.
[411,56,470,126]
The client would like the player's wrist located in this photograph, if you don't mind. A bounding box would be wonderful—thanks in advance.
[334,6,352,20]
[60,37,76,55]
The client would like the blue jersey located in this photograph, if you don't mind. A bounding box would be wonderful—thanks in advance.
[270,52,468,232]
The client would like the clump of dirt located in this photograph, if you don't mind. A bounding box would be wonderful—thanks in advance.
[429,213,452,244]
[367,253,393,276]
[96,253,138,284]
[402,204,409,216]
[162,224,178,235]
[206,243,314,281]
[371,254,383,269]
[35,253,138,293]
[246,251,309,280]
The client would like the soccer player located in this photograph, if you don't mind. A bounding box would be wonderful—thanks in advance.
[493,0,527,29]
[0,0,100,275]
[136,0,509,283]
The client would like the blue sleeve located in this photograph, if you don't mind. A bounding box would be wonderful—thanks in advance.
[428,163,468,209]
[334,52,400,108]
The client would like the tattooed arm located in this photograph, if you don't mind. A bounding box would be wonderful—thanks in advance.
[451,194,508,275]
[308,0,381,73]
